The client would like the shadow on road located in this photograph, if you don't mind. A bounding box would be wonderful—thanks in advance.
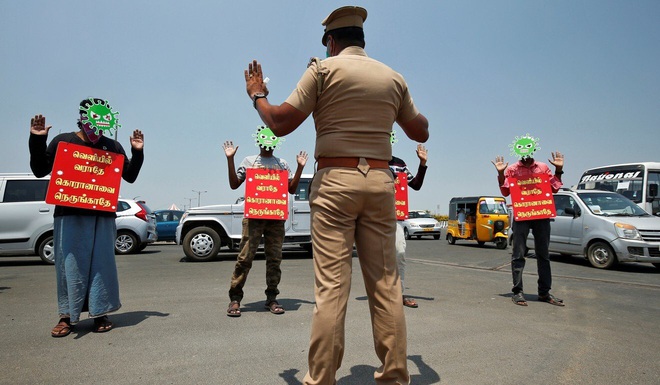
[279,354,440,384]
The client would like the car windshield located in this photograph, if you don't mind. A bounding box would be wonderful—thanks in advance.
[577,192,649,216]
[478,200,507,214]
[409,211,433,219]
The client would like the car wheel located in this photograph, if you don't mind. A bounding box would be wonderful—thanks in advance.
[38,235,55,264]
[495,238,507,250]
[433,234,440,240]
[587,241,617,269]
[477,241,486,247]
[115,231,138,255]
[404,228,411,240]
[653,263,660,269]
[138,243,148,251]
[301,243,313,256]
[183,227,221,262]
[447,234,456,245]
[416,235,421,239]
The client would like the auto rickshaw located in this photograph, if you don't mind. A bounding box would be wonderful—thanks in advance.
[446,196,509,249]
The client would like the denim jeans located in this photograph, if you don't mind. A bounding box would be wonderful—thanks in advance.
[54,215,121,324]
[510,219,552,296]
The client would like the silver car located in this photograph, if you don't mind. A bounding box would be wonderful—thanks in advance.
[0,173,157,264]
[526,189,660,269]
[0,173,54,263]
[401,210,443,240]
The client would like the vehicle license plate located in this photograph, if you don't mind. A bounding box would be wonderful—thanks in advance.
[424,228,432,232]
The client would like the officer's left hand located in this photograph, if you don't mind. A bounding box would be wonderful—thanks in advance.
[130,130,144,150]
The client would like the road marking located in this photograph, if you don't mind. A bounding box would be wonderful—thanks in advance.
[407,257,660,290]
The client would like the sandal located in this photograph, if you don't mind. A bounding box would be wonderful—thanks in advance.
[227,301,241,317]
[51,318,72,338]
[538,293,565,307]
[512,292,527,306]
[265,300,285,315]
[403,297,418,308]
[93,316,113,333]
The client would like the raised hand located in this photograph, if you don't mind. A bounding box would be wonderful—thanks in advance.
[549,151,564,169]
[416,144,428,166]
[244,60,269,98]
[130,129,144,150]
[30,114,52,136]
[223,141,238,158]
[296,151,308,167]
[491,155,508,173]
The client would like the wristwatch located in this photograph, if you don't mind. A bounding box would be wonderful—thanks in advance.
[252,93,267,109]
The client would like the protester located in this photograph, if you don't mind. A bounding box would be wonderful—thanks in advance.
[223,133,307,317]
[243,5,429,383]
[389,143,428,308]
[492,135,565,307]
[29,98,144,337]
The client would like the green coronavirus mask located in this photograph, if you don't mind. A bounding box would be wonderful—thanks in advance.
[253,125,283,151]
[390,130,398,146]
[79,99,120,136]
[509,134,540,159]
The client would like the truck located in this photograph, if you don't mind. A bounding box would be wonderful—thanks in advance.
[176,174,313,261]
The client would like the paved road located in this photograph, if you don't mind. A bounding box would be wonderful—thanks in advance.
[1,235,659,385]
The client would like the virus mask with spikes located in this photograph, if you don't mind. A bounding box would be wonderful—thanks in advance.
[509,134,540,160]
[79,98,120,139]
[390,130,398,146]
[253,125,283,151]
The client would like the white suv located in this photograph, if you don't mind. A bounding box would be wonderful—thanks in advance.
[0,173,157,264]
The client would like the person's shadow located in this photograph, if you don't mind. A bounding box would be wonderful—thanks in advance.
[279,354,440,384]
[71,310,169,339]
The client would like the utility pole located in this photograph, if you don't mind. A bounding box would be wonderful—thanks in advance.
[192,190,207,207]
[184,197,193,210]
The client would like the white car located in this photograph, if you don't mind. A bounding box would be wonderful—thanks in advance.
[401,210,442,240]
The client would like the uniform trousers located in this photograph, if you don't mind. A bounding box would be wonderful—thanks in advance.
[303,167,409,385]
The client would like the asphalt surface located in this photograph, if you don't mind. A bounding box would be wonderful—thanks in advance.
[1,234,659,385]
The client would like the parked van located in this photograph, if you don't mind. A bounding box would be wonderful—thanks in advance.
[527,188,660,269]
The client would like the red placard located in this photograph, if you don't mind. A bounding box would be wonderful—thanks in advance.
[45,142,124,212]
[508,173,556,221]
[244,168,289,220]
[395,172,409,220]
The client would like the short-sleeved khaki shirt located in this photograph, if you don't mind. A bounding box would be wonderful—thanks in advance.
[285,46,420,161]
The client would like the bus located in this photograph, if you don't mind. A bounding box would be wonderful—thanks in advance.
[577,162,660,216]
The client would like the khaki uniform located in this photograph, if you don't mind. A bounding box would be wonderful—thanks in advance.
[286,46,420,385]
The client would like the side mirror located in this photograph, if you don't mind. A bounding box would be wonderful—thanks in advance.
[564,207,580,218]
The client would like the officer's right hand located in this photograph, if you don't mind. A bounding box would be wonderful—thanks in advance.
[491,156,508,172]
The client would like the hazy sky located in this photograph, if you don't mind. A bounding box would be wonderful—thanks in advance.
[2,0,659,213]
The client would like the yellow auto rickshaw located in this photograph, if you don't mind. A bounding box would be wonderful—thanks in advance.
[446,196,509,249]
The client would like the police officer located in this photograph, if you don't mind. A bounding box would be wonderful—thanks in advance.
[244,6,429,384]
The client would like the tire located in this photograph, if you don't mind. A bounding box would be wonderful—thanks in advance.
[653,263,660,269]
[115,231,139,255]
[447,234,456,245]
[416,236,421,239]
[38,235,55,265]
[477,241,485,247]
[404,228,411,240]
[587,241,617,269]
[433,234,440,240]
[138,243,148,252]
[182,226,221,262]
[495,238,507,250]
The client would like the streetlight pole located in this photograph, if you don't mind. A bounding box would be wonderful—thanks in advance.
[184,197,193,210]
[192,190,207,207]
